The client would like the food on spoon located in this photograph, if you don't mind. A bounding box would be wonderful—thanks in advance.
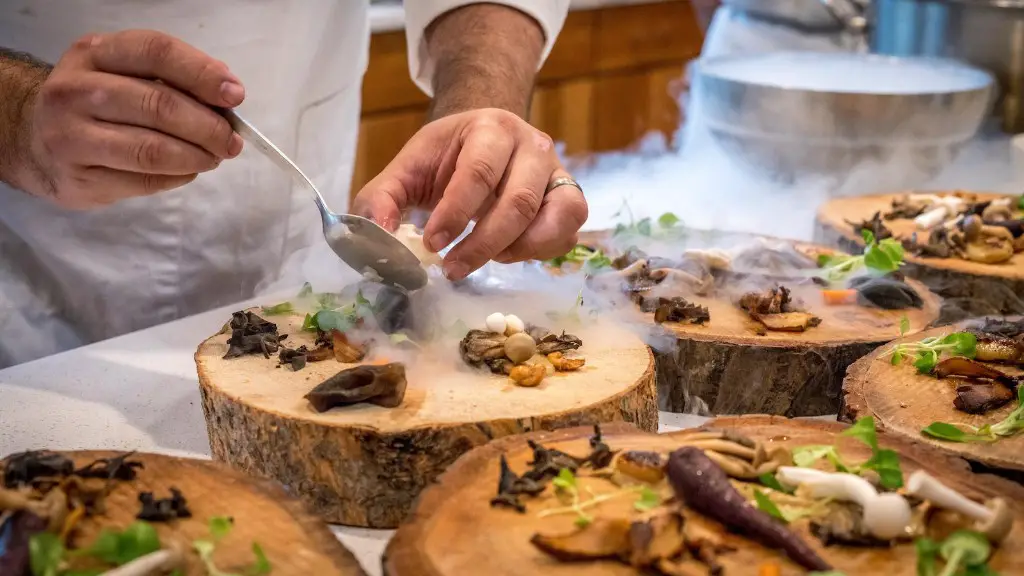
[394,223,443,268]
[304,362,408,411]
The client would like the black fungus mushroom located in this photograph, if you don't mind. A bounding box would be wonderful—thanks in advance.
[586,425,616,469]
[223,311,286,359]
[847,212,893,242]
[74,452,144,481]
[304,363,408,412]
[489,455,547,513]
[2,451,74,488]
[278,346,309,371]
[849,276,924,310]
[136,487,192,522]
[523,440,584,482]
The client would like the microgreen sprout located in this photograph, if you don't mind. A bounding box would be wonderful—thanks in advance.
[923,387,1024,444]
[888,332,977,374]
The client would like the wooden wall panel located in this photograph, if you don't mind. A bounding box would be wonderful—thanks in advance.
[352,0,704,201]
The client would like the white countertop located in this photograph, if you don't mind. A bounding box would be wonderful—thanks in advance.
[369,0,673,33]
[0,290,709,576]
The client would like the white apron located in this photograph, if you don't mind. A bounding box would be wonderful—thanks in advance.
[0,0,368,368]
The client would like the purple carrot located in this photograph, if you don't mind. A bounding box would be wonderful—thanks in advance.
[666,446,832,571]
[0,510,48,576]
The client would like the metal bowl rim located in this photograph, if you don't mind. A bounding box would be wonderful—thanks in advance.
[696,51,996,96]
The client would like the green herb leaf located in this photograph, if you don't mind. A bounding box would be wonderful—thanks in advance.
[752,489,786,523]
[900,315,910,337]
[260,302,294,316]
[941,332,978,358]
[297,283,313,298]
[29,532,64,576]
[78,521,160,566]
[315,293,338,311]
[792,445,837,468]
[246,543,272,576]
[301,313,318,332]
[573,516,592,528]
[1018,195,1024,211]
[914,349,939,374]
[209,516,234,541]
[634,487,661,512]
[862,229,876,245]
[916,537,940,576]
[840,416,879,450]
[635,218,652,237]
[940,530,991,567]
[757,473,792,494]
[921,422,980,443]
[657,212,681,228]
[613,223,628,236]
[552,468,576,490]
[861,448,904,489]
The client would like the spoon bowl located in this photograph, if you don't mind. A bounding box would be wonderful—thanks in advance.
[223,109,428,291]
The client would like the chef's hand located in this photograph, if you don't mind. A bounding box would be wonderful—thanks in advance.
[23,30,244,209]
[353,108,588,281]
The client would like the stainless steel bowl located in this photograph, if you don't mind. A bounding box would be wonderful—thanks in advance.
[692,51,995,187]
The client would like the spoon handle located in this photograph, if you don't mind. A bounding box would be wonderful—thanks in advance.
[220,108,337,225]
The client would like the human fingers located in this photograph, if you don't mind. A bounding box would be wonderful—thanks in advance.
[54,167,198,210]
[83,72,241,159]
[87,30,244,107]
[421,120,515,253]
[495,169,588,263]
[351,173,410,233]
[59,121,219,175]
[441,129,554,280]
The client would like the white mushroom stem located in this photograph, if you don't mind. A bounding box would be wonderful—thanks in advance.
[907,470,991,523]
[776,467,911,540]
[100,549,184,576]
[916,206,952,230]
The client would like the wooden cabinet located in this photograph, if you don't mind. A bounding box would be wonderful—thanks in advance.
[352,0,705,200]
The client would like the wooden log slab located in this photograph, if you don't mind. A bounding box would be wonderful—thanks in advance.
[383,416,1024,576]
[576,230,941,417]
[0,451,364,575]
[842,320,1024,473]
[815,192,1024,324]
[196,312,656,529]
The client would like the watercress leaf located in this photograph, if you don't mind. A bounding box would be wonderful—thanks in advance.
[825,450,851,473]
[864,245,896,273]
[246,542,272,576]
[916,537,940,576]
[552,468,576,490]
[313,310,350,334]
[78,529,120,563]
[209,516,234,541]
[752,489,786,522]
[891,349,904,365]
[921,422,972,442]
[840,416,879,450]
[900,315,910,337]
[878,238,905,264]
[301,313,317,332]
[260,302,294,315]
[758,473,791,494]
[636,218,652,237]
[634,487,661,512]
[914,350,938,374]
[940,530,991,566]
[964,565,1000,576]
[792,445,835,468]
[863,449,904,489]
[817,254,834,267]
[29,532,64,576]
[297,282,313,298]
[657,212,681,228]
[117,521,160,564]
[315,293,338,311]
[861,229,876,246]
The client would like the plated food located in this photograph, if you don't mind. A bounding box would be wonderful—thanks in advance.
[545,222,941,416]
[0,450,362,575]
[843,316,1024,474]
[384,417,1024,576]
[815,192,1024,321]
[196,281,656,528]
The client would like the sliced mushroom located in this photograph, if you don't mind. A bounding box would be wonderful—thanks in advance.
[531,517,632,561]
[547,352,585,372]
[331,330,366,363]
[304,363,407,411]
[614,451,665,483]
[751,312,822,332]
[628,511,686,568]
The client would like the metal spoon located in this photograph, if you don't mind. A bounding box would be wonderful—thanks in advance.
[222,109,428,291]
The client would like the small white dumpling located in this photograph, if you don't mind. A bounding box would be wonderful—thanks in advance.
[394,223,443,268]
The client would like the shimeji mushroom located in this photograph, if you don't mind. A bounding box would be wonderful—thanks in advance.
[906,470,1014,544]
[776,467,911,540]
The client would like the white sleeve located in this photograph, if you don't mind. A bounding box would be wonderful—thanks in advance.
[403,0,570,97]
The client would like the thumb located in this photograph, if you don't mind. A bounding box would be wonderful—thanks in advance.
[351,174,407,233]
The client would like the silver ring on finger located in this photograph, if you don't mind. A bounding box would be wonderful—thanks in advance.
[546,176,583,195]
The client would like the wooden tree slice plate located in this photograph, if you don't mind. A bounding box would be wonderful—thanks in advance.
[815,192,1024,323]
[196,312,656,529]
[842,320,1024,473]
[576,230,941,417]
[383,416,1024,576]
[0,451,364,575]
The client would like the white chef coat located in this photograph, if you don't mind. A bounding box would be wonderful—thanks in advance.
[0,0,569,369]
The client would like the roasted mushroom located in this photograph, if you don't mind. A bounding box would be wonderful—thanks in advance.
[547,352,585,372]
[304,363,407,411]
[535,332,584,356]
[628,511,687,568]
[504,333,537,364]
[614,451,665,483]
[509,364,546,387]
[531,518,633,561]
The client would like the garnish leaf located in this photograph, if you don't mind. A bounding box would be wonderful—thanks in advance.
[297,283,313,298]
[78,521,160,566]
[900,315,910,337]
[1018,194,1024,211]
[758,473,792,494]
[840,415,879,450]
[29,532,64,576]
[208,516,234,541]
[634,487,661,512]
[916,537,940,576]
[792,445,837,468]
[658,212,681,228]
[246,543,272,576]
[260,302,294,316]
[752,489,786,523]
[889,332,977,373]
[552,468,576,490]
